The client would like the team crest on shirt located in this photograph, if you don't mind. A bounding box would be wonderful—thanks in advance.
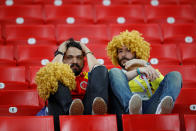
[80,81,88,90]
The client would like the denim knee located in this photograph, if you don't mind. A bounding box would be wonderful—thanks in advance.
[165,71,182,90]
[109,68,122,76]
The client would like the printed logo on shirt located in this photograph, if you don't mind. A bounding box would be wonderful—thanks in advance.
[80,81,88,90]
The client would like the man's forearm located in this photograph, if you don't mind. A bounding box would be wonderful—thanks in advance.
[125,69,138,81]
[52,54,63,63]
[86,52,99,72]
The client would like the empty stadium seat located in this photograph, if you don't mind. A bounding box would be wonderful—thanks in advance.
[95,5,145,24]
[180,44,196,65]
[28,66,42,89]
[184,115,196,131]
[87,44,113,65]
[0,66,28,90]
[0,5,44,25]
[88,0,129,5]
[60,115,117,131]
[0,45,16,66]
[162,24,196,44]
[179,0,196,4]
[56,24,109,44]
[130,0,178,5]
[0,116,54,131]
[155,65,196,88]
[149,44,180,65]
[122,114,180,131]
[109,24,162,44]
[0,0,42,5]
[0,26,4,44]
[145,5,195,24]
[45,5,94,25]
[5,25,56,45]
[173,88,196,114]
[0,90,43,116]
[15,45,57,66]
[42,0,82,5]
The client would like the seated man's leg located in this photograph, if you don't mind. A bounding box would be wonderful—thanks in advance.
[143,71,182,114]
[108,68,135,114]
[83,65,109,115]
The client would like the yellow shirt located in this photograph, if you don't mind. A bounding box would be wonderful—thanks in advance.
[128,69,164,99]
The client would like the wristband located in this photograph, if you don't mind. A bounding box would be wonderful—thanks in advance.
[86,52,93,55]
[144,62,151,67]
[136,68,141,75]
[54,49,64,57]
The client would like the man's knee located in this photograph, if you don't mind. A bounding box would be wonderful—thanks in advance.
[167,71,182,83]
[109,68,122,76]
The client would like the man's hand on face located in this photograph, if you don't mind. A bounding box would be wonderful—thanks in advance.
[138,66,160,82]
[58,41,68,53]
[124,59,148,70]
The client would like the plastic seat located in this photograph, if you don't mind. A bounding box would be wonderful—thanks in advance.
[95,5,145,24]
[56,24,109,45]
[28,66,42,89]
[184,115,196,131]
[0,5,44,25]
[15,45,57,66]
[60,115,117,131]
[0,45,16,66]
[162,24,196,44]
[130,0,178,5]
[45,5,94,25]
[0,90,43,116]
[122,114,180,131]
[0,116,54,131]
[0,66,28,90]
[0,0,42,5]
[42,0,82,5]
[145,5,195,24]
[87,44,113,65]
[180,44,196,65]
[179,0,196,4]
[109,24,162,44]
[86,0,129,5]
[149,44,180,65]
[173,88,196,114]
[0,26,4,44]
[5,25,56,45]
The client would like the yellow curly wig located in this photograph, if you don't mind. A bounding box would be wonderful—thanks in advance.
[107,30,151,66]
[35,62,76,100]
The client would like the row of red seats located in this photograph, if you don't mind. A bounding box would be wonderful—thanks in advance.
[0,5,196,25]
[0,65,196,91]
[1,24,196,45]
[0,0,196,5]
[0,107,196,130]
[0,44,196,67]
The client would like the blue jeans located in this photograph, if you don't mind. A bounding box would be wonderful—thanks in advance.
[108,68,182,114]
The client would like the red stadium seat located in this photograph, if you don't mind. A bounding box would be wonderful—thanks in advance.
[109,24,162,44]
[180,44,196,65]
[122,114,180,131]
[179,0,196,4]
[56,24,109,45]
[0,45,16,66]
[184,115,196,131]
[0,5,44,25]
[0,90,43,116]
[155,65,196,88]
[0,0,42,5]
[162,24,196,44]
[42,0,82,5]
[15,45,57,66]
[28,66,42,89]
[87,44,113,65]
[60,115,117,131]
[5,25,56,45]
[45,5,94,25]
[0,66,28,90]
[95,5,145,24]
[149,44,180,65]
[87,0,129,5]
[145,5,195,24]
[0,116,54,131]
[0,26,4,44]
[130,0,178,5]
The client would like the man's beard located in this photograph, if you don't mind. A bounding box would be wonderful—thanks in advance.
[117,57,131,69]
[70,63,83,76]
